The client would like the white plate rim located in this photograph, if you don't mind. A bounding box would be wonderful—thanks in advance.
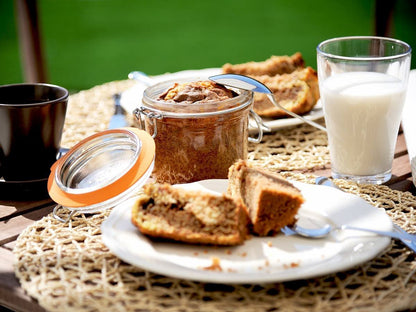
[101,179,391,284]
[120,68,324,132]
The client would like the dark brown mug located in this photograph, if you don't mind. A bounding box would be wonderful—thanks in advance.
[0,83,68,182]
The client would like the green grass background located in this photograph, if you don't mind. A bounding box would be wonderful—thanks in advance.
[1,0,415,92]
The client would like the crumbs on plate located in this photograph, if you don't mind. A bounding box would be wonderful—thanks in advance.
[202,257,223,272]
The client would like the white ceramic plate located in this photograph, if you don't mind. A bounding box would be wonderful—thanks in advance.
[120,68,324,132]
[101,179,392,284]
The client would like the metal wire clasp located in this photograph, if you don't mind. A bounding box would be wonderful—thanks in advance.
[53,205,76,223]
[133,107,163,138]
[248,109,265,143]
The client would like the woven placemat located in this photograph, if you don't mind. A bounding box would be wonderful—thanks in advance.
[14,80,416,312]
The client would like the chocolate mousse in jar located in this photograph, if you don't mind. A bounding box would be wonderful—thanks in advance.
[134,78,262,184]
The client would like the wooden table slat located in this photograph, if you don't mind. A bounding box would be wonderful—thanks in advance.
[0,247,46,312]
[389,153,413,186]
[395,132,409,156]
[0,198,52,219]
[0,205,54,245]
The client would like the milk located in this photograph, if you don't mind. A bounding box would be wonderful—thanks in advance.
[321,72,406,177]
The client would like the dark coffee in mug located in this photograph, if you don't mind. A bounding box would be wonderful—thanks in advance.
[0,83,68,181]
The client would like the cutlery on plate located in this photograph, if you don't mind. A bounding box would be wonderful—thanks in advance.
[282,221,416,251]
[128,71,154,86]
[391,222,416,252]
[281,176,416,253]
[108,93,129,129]
[209,73,327,132]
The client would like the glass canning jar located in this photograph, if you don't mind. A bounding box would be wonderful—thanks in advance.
[134,78,262,184]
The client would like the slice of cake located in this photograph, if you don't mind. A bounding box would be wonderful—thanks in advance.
[131,183,249,245]
[227,160,304,236]
[251,67,319,118]
[222,54,320,118]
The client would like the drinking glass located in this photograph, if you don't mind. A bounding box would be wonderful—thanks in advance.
[317,36,411,184]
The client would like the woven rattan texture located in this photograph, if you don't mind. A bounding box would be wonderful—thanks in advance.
[14,80,416,312]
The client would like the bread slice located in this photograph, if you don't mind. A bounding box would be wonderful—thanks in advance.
[222,53,305,77]
[131,183,249,245]
[251,67,319,118]
[222,53,319,118]
[227,160,304,236]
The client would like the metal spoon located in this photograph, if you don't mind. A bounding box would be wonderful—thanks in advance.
[128,71,154,86]
[108,93,128,129]
[282,222,416,246]
[209,74,327,132]
[312,176,416,253]
[281,176,416,253]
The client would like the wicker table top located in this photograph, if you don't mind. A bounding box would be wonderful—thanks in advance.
[2,80,416,312]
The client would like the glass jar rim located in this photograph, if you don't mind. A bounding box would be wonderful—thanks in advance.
[142,77,253,118]
[317,36,412,62]
[54,130,142,195]
[48,128,155,209]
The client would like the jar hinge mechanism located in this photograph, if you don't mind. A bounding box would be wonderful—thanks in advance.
[133,107,163,138]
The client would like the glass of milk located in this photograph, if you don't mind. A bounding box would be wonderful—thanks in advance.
[317,36,411,184]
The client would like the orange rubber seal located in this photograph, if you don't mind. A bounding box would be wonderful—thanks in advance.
[48,128,155,208]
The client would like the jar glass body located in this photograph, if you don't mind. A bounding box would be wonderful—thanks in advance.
[139,78,254,184]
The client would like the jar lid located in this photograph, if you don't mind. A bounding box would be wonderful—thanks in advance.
[48,127,155,209]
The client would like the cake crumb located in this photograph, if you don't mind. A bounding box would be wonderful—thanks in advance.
[290,262,299,268]
[203,257,223,271]
[284,261,300,269]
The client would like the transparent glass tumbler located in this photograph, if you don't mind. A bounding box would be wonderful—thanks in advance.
[317,36,411,184]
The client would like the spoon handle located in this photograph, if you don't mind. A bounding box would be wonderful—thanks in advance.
[392,223,416,253]
[315,176,416,253]
[266,94,327,132]
[342,225,406,240]
[343,225,416,253]
[128,71,154,86]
